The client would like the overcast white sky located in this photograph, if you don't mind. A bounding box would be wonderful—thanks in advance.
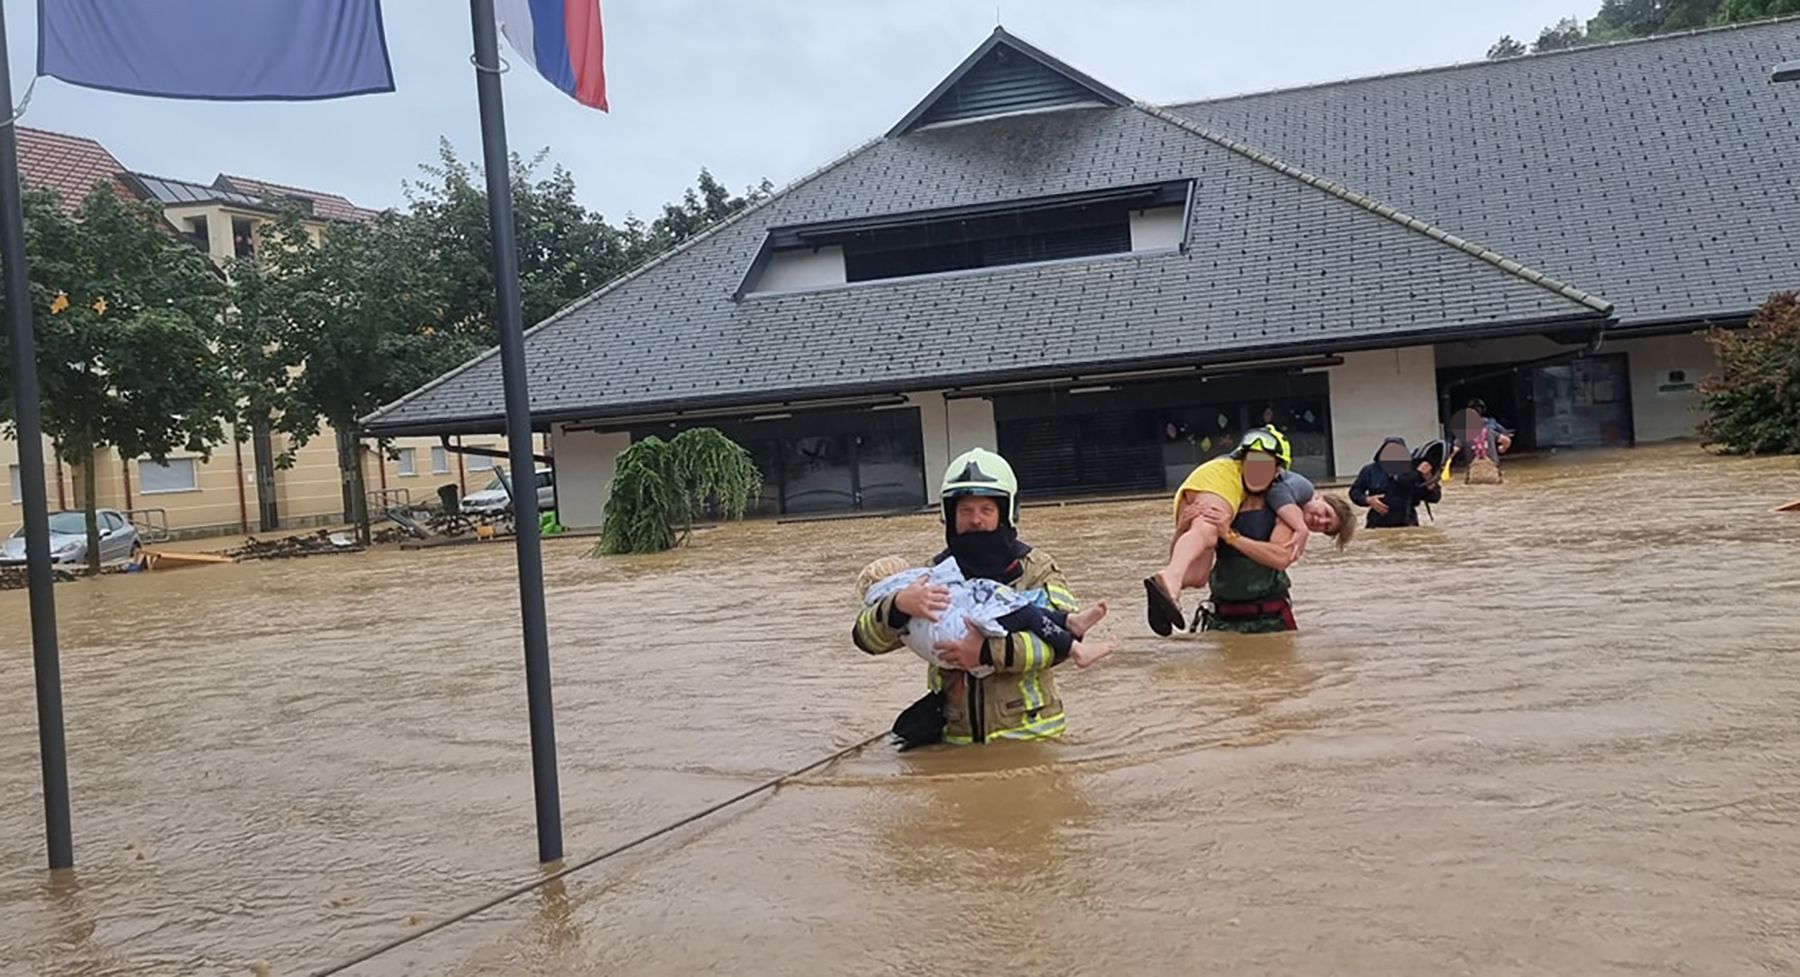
[5,0,1596,221]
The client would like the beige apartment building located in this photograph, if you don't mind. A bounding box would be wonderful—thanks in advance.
[2,126,538,540]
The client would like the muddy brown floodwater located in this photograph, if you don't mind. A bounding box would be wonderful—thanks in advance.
[4,443,1800,975]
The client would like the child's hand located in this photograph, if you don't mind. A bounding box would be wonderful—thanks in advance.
[895,575,951,621]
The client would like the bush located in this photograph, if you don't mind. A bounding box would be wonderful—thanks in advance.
[1697,291,1800,455]
[594,427,762,555]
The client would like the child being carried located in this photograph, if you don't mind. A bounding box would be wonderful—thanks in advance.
[856,555,1115,676]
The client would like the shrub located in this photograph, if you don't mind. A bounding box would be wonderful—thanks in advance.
[1697,291,1800,455]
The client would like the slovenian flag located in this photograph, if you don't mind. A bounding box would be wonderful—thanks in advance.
[37,0,394,102]
[495,1,609,112]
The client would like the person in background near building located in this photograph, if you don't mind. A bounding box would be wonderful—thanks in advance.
[1458,399,1512,485]
[1349,436,1443,529]
[852,448,1085,749]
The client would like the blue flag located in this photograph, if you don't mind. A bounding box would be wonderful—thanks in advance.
[37,0,395,101]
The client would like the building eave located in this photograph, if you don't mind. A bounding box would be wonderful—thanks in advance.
[361,309,1612,439]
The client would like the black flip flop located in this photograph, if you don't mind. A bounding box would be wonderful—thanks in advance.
[1144,576,1182,637]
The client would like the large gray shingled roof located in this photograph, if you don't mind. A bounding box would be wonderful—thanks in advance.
[362,36,1618,436]
[1174,16,1800,331]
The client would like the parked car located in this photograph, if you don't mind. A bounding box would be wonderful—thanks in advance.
[1,508,142,566]
[459,467,555,517]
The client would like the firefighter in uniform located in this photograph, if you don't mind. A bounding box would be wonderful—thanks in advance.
[1195,435,1309,633]
[852,448,1080,747]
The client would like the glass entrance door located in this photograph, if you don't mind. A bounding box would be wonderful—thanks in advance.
[1530,354,1632,448]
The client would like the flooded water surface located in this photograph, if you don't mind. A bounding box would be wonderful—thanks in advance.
[5,443,1800,975]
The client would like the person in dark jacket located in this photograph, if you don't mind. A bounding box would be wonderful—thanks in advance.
[1348,436,1441,528]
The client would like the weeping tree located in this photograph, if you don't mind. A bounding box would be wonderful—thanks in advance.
[594,427,762,555]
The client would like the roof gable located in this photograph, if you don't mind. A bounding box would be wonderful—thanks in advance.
[15,126,137,216]
[889,27,1130,137]
[214,174,380,223]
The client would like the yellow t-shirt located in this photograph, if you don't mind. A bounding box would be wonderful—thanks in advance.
[1172,456,1244,523]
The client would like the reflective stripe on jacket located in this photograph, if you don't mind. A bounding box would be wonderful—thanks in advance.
[853,550,1075,743]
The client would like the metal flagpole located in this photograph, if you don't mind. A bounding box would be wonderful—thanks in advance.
[466,0,564,864]
[0,2,74,870]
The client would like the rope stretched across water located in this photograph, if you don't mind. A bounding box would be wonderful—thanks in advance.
[306,729,889,977]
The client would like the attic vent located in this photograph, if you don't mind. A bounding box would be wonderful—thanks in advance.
[917,46,1104,128]
[888,28,1131,137]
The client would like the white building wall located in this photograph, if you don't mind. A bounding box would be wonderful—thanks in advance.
[548,426,630,530]
[1616,333,1713,442]
[907,391,998,488]
[1128,205,1185,251]
[757,246,846,292]
[1324,346,1441,479]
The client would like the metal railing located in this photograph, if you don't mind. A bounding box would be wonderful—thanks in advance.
[365,487,414,516]
[122,507,171,543]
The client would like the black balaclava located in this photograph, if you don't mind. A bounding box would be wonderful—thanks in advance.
[945,493,1019,582]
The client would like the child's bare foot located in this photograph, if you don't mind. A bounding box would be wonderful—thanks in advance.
[1067,599,1109,638]
[1071,637,1117,668]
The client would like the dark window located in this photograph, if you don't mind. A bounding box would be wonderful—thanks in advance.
[856,410,929,511]
[1161,398,1332,485]
[631,408,926,517]
[781,435,855,514]
[232,218,257,259]
[759,181,1189,289]
[841,207,1134,283]
[992,371,1333,497]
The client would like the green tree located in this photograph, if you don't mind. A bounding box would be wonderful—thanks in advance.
[217,211,308,489]
[1490,0,1797,58]
[403,138,639,344]
[636,168,775,257]
[403,142,774,344]
[595,427,762,555]
[244,209,485,544]
[1534,16,1594,51]
[1697,291,1800,455]
[1712,0,1800,21]
[1487,35,1529,58]
[0,184,233,572]
[1588,0,1723,38]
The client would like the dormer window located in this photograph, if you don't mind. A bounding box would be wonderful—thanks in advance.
[739,180,1190,297]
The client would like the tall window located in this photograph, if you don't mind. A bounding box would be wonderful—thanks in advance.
[430,446,448,473]
[139,458,199,494]
[396,447,416,476]
[466,445,495,471]
[8,464,22,503]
